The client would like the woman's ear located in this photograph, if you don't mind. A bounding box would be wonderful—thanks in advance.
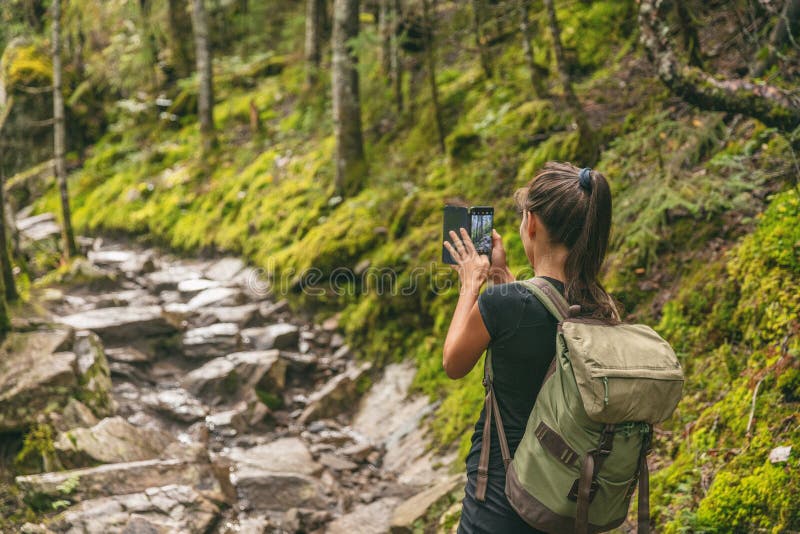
[526,211,537,239]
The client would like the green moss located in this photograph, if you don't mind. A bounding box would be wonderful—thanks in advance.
[15,423,59,475]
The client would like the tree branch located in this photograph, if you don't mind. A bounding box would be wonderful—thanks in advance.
[639,0,800,133]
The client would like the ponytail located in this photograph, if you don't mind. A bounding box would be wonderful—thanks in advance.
[514,162,621,323]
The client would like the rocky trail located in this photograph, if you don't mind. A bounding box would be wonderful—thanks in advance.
[3,212,461,533]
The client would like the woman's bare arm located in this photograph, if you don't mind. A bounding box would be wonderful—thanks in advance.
[442,228,492,379]
[443,293,490,379]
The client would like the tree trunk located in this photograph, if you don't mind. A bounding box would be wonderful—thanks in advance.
[0,159,17,303]
[52,0,78,261]
[191,0,216,153]
[379,0,392,76]
[305,0,325,86]
[138,0,159,90]
[640,0,800,133]
[543,0,597,164]
[517,0,547,98]
[752,0,800,76]
[471,0,492,79]
[422,0,445,153]
[391,0,404,112]
[332,0,367,196]
[168,0,195,79]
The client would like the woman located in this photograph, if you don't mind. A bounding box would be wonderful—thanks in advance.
[442,161,620,533]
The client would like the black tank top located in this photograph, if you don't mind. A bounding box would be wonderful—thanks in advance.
[459,276,564,533]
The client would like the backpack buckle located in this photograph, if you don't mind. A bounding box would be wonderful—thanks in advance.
[567,478,599,503]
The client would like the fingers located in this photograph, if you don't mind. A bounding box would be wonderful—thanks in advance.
[449,230,467,256]
[459,227,477,254]
[443,239,459,262]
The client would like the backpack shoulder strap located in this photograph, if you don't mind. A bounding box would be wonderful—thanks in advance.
[517,277,571,322]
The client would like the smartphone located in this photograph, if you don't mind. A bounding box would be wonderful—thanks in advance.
[470,206,494,257]
[442,205,494,264]
[442,206,469,264]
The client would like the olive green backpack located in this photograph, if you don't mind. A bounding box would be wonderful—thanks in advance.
[475,277,684,534]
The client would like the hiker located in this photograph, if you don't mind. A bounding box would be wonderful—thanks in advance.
[442,161,619,533]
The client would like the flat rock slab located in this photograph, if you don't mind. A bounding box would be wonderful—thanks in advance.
[389,475,464,533]
[192,303,259,328]
[104,346,153,363]
[241,323,299,351]
[177,278,221,295]
[327,497,400,534]
[181,322,241,358]
[226,437,322,476]
[58,306,175,343]
[55,416,173,468]
[204,257,245,282]
[144,266,202,292]
[18,213,61,242]
[15,457,226,504]
[186,287,244,310]
[47,484,220,534]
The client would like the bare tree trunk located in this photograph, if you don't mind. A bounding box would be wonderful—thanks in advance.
[517,0,547,98]
[332,0,367,196]
[191,0,216,153]
[379,0,392,76]
[0,160,17,303]
[640,0,800,133]
[391,0,404,112]
[543,0,597,164]
[752,0,800,76]
[168,0,195,79]
[52,0,78,261]
[471,0,492,79]
[421,0,445,153]
[305,0,325,86]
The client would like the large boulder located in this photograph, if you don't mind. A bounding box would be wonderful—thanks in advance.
[224,437,328,511]
[54,416,173,468]
[181,349,286,404]
[58,306,176,343]
[0,328,114,431]
[327,498,400,534]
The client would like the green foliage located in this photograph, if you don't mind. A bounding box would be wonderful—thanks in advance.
[15,423,58,475]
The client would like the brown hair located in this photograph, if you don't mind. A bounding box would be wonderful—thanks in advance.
[514,161,621,323]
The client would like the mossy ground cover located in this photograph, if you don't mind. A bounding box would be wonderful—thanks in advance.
[30,1,800,529]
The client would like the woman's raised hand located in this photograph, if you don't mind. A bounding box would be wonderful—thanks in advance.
[489,229,515,284]
[444,227,490,295]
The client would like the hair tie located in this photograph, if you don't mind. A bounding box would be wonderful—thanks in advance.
[578,167,593,191]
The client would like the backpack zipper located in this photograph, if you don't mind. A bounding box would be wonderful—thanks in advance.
[602,377,609,406]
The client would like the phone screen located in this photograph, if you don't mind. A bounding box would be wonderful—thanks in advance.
[470,206,493,256]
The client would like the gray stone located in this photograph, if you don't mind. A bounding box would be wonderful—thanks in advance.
[144,266,202,292]
[204,257,245,282]
[317,452,358,471]
[241,323,299,350]
[105,346,153,363]
[17,212,61,242]
[15,455,228,505]
[50,398,99,433]
[389,475,464,533]
[298,363,372,425]
[258,299,289,320]
[54,416,173,468]
[49,484,220,534]
[327,498,400,534]
[181,323,241,358]
[192,303,259,328]
[143,389,208,423]
[225,437,328,511]
[186,287,243,310]
[177,278,221,295]
[58,306,175,343]
[0,328,114,431]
